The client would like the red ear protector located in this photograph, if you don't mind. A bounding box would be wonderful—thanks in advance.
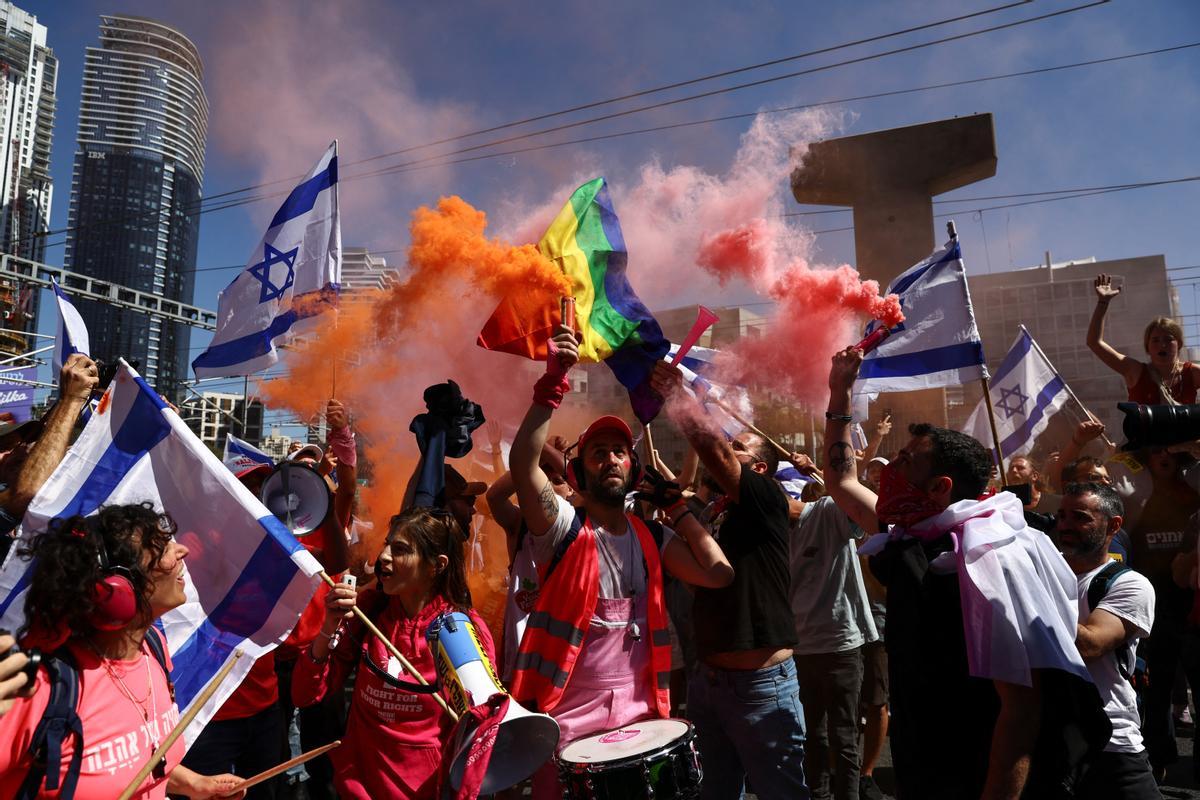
[563,439,643,494]
[74,519,139,632]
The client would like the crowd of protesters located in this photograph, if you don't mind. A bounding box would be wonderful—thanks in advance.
[0,272,1196,800]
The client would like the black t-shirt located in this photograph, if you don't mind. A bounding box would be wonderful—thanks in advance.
[691,465,796,659]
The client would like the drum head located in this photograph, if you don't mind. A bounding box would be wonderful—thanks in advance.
[559,718,692,765]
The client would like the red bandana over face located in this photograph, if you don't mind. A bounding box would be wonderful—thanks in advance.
[875,462,944,528]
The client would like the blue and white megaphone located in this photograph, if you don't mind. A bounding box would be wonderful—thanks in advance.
[427,612,560,793]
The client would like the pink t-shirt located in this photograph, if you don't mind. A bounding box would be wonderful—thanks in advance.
[292,593,497,800]
[0,632,186,799]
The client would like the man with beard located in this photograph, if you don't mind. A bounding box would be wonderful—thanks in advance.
[1057,483,1160,798]
[823,347,1109,800]
[509,327,732,799]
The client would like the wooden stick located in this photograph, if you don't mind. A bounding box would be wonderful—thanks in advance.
[228,741,343,793]
[117,651,245,800]
[642,422,656,462]
[712,399,824,486]
[980,376,1009,487]
[318,572,459,721]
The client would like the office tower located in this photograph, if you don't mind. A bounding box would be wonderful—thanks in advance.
[66,14,207,395]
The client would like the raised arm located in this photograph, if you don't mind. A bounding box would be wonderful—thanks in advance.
[1053,418,1109,488]
[823,348,880,533]
[1086,274,1141,385]
[0,355,97,521]
[511,327,578,536]
[485,418,506,477]
[634,466,732,588]
[860,414,891,474]
[650,362,744,502]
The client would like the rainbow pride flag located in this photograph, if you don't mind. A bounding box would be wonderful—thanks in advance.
[478,178,670,422]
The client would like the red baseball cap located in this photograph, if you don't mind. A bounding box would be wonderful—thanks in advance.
[578,415,634,453]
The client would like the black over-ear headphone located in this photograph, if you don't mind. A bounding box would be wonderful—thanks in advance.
[563,439,643,494]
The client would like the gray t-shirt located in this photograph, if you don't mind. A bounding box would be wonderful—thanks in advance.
[789,496,879,655]
[529,494,675,599]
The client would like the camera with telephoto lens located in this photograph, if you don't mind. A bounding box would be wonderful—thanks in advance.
[1117,402,1200,451]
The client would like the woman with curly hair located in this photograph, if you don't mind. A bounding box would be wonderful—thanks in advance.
[0,503,244,799]
[292,506,496,799]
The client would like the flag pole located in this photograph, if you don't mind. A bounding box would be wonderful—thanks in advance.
[948,219,1008,486]
[318,571,459,721]
[331,138,340,400]
[1024,324,1118,451]
[116,651,245,800]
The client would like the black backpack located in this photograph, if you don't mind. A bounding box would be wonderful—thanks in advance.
[17,631,171,800]
[1086,561,1134,680]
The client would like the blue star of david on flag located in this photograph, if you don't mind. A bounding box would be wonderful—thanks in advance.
[996,384,1029,420]
[247,243,299,303]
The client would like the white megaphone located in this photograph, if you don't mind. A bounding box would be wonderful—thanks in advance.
[427,612,560,793]
[260,461,332,536]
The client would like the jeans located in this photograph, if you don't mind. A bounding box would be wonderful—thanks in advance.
[1141,595,1200,773]
[1076,750,1163,800]
[688,659,810,799]
[794,648,864,800]
[181,705,285,800]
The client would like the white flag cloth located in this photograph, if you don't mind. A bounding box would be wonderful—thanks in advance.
[853,239,988,416]
[775,463,815,499]
[965,326,1068,458]
[193,142,341,378]
[51,278,90,375]
[0,361,321,744]
[223,433,275,472]
[667,343,746,439]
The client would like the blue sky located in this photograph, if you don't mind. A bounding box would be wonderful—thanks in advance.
[17,0,1200,418]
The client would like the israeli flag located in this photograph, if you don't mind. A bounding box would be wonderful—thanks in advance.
[193,142,341,378]
[776,463,815,499]
[51,278,90,375]
[667,343,743,438]
[0,361,322,744]
[965,326,1069,458]
[853,239,988,414]
[223,432,274,472]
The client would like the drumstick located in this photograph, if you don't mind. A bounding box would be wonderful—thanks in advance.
[226,741,342,793]
[318,572,459,721]
[117,652,244,800]
[710,399,825,487]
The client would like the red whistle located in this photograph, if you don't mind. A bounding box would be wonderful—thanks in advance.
[854,325,891,354]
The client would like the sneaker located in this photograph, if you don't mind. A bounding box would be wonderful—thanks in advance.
[860,774,885,800]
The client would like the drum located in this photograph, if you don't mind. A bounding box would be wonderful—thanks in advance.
[556,718,701,799]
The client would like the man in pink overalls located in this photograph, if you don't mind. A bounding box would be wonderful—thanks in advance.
[508,326,733,798]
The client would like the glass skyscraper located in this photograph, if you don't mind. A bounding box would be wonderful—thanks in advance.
[65,14,207,395]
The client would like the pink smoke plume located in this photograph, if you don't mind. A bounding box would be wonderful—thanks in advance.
[496,108,901,410]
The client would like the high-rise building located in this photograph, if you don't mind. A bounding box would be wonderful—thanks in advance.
[340,246,397,294]
[178,390,264,453]
[65,14,207,396]
[0,2,56,358]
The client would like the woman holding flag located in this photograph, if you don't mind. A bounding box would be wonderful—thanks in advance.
[0,504,245,799]
[292,506,496,800]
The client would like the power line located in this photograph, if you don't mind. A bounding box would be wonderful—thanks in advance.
[804,177,1200,234]
[28,3,1029,249]
[34,0,1105,250]
[338,1,1109,185]
[44,26,1179,262]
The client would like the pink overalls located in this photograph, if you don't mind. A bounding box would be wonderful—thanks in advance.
[531,595,655,798]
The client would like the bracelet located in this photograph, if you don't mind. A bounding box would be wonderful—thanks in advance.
[1097,299,1110,306]
[825,411,853,423]
[671,508,694,527]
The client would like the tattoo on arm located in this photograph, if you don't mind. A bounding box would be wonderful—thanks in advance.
[828,442,855,475]
[538,482,559,521]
